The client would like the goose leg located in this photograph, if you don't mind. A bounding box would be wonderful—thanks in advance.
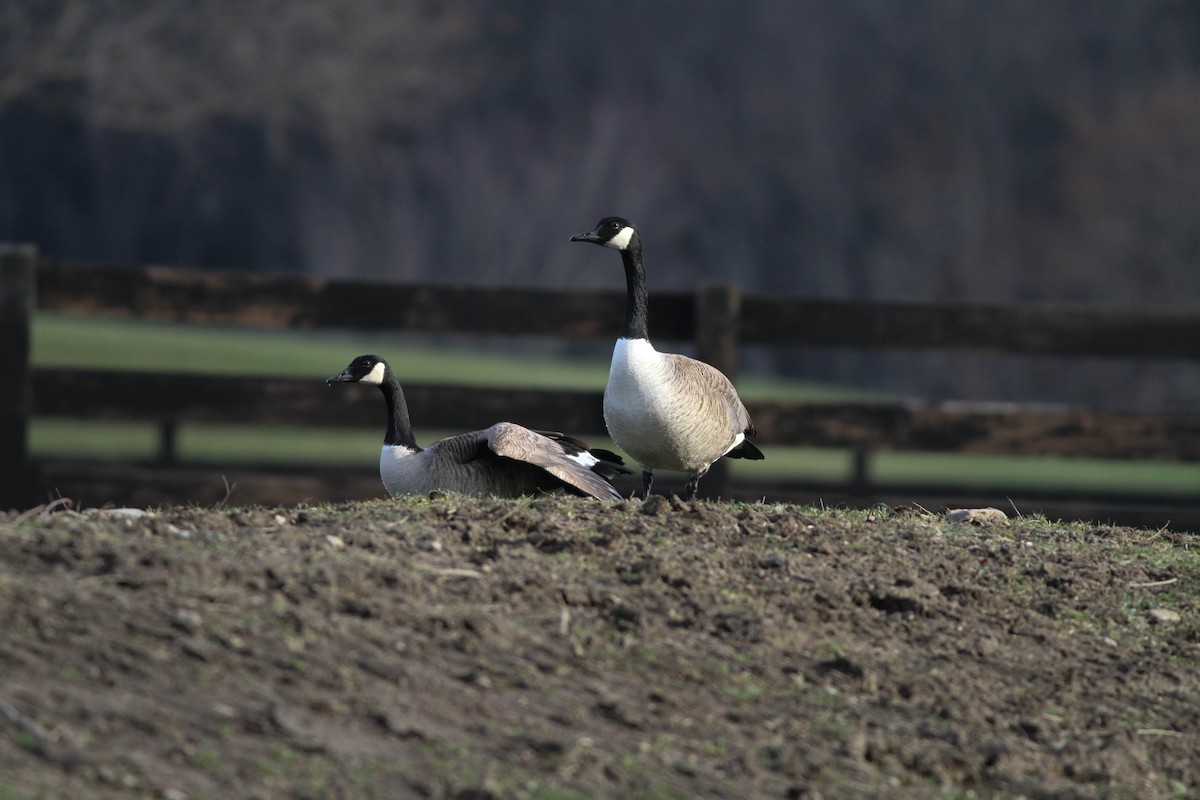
[641,468,654,498]
[684,474,701,500]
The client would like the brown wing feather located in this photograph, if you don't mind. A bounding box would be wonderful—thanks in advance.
[663,353,758,439]
[486,423,623,500]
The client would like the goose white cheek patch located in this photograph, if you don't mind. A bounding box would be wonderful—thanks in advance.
[362,361,388,385]
[604,226,635,250]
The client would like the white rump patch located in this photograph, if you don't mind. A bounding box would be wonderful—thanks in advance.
[565,450,600,468]
[362,360,388,385]
[720,432,746,458]
[604,226,635,251]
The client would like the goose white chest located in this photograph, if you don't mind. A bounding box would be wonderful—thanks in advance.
[379,444,432,496]
[604,338,713,472]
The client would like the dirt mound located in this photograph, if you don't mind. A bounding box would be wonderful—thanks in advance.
[1,497,1197,798]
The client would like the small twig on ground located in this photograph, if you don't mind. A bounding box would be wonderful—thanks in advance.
[1129,578,1178,588]
[412,564,483,578]
[1007,497,1023,518]
[214,476,236,509]
[38,497,74,521]
[1136,728,1181,737]
[0,696,54,746]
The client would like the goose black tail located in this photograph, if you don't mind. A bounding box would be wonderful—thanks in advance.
[725,440,765,460]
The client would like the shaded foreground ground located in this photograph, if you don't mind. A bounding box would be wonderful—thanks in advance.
[1,496,1198,799]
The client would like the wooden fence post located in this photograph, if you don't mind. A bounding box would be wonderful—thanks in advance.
[157,420,179,465]
[0,244,37,511]
[695,283,742,499]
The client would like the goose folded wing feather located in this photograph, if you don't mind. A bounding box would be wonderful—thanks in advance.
[486,423,625,500]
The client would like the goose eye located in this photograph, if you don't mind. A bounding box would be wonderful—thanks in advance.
[609,221,620,229]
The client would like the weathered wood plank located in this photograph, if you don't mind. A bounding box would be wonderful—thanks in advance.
[694,284,742,496]
[747,399,1200,460]
[695,284,741,380]
[37,259,1200,358]
[35,259,694,340]
[0,245,38,510]
[741,297,1200,359]
[33,369,1200,462]
[32,368,611,437]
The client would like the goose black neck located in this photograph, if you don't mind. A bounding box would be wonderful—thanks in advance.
[620,241,650,341]
[379,373,420,450]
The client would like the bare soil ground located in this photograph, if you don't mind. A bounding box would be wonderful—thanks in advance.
[1,495,1198,799]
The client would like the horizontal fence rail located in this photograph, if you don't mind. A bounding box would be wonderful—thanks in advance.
[4,251,1200,529]
[35,259,694,339]
[740,297,1200,358]
[32,369,1200,462]
[37,259,1200,356]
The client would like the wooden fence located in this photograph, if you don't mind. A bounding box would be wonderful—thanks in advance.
[2,245,1199,529]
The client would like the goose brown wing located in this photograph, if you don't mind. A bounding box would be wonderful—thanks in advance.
[486,423,623,500]
[663,353,760,440]
[530,429,630,478]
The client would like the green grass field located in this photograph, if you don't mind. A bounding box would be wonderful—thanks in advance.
[30,313,1200,497]
[32,313,865,398]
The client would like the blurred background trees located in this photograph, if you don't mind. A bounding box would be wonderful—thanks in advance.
[3,0,1198,404]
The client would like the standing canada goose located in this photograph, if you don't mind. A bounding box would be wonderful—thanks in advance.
[327,355,629,500]
[570,216,764,499]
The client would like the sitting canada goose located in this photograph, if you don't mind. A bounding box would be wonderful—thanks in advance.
[327,354,629,500]
[570,216,764,499]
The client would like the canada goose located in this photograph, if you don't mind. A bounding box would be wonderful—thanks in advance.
[570,217,764,499]
[327,355,629,500]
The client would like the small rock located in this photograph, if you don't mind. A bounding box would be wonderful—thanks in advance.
[212,703,237,718]
[324,535,346,549]
[946,508,1008,525]
[170,609,203,634]
[273,514,288,526]
[219,634,246,652]
[163,789,188,800]
[1148,608,1181,625]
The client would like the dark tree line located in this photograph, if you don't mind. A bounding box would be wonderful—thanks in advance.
[3,1,1199,406]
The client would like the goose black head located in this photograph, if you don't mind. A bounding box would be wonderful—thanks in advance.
[570,216,638,251]
[327,354,389,386]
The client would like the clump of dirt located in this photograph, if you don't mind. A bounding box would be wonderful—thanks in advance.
[1,497,1198,798]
